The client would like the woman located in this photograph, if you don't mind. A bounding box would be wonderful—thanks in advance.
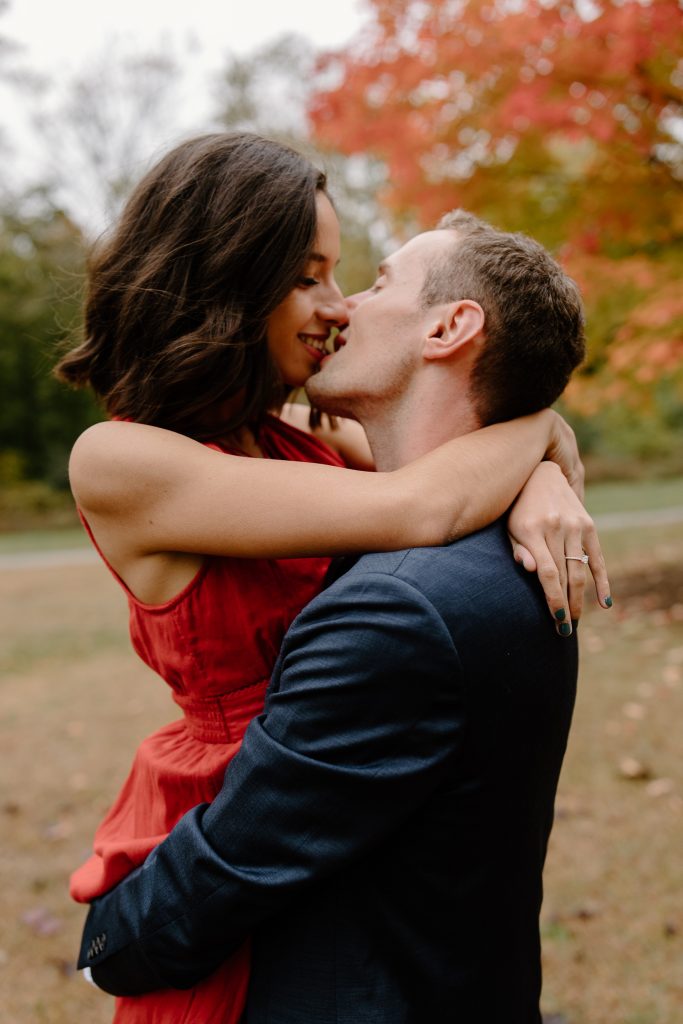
[57,132,609,1022]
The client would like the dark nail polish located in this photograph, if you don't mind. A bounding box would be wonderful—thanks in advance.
[558,622,572,637]
[554,608,566,621]
[604,596,613,608]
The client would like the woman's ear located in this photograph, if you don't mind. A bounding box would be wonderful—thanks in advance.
[423,300,485,361]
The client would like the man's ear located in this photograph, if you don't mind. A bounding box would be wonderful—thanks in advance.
[423,300,485,361]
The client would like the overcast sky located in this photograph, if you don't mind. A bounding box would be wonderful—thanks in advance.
[3,0,367,71]
[2,0,368,224]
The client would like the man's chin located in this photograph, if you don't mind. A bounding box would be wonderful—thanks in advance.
[305,378,354,420]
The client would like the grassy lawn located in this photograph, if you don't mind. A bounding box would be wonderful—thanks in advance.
[1,507,681,1022]
[584,476,683,515]
[0,528,88,555]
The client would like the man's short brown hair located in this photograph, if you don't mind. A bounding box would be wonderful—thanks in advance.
[420,210,585,425]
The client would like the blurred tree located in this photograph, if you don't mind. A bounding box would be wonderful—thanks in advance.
[310,0,683,464]
[0,0,21,156]
[28,41,181,232]
[0,29,188,493]
[0,203,100,486]
[312,0,682,238]
[214,33,390,296]
[216,33,312,139]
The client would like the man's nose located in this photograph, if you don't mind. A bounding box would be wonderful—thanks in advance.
[346,288,372,312]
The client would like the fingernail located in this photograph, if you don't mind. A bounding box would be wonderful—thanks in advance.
[558,622,572,637]
[604,595,613,608]
[554,608,566,621]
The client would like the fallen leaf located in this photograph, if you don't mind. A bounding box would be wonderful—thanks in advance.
[618,757,651,781]
[573,901,602,921]
[42,820,73,842]
[50,957,77,978]
[21,907,62,937]
[662,665,681,687]
[646,778,675,798]
[554,793,587,818]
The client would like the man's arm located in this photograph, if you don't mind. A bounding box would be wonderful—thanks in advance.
[81,568,464,995]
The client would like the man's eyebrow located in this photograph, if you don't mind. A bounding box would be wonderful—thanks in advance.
[377,260,390,275]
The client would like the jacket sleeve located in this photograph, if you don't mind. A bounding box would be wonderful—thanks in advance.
[80,569,464,995]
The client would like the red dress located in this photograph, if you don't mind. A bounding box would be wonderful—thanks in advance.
[71,415,345,1023]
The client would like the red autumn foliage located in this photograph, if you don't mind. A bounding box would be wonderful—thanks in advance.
[309,0,683,421]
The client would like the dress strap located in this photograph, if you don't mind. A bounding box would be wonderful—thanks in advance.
[77,508,136,596]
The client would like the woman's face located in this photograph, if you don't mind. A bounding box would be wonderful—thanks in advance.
[266,192,346,388]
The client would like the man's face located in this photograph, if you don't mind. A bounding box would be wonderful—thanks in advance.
[306,230,457,419]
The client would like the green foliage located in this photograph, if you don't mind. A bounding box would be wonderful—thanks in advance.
[0,480,78,532]
[0,205,101,487]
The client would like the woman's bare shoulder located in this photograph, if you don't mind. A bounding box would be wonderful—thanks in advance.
[69,421,208,513]
[71,420,208,462]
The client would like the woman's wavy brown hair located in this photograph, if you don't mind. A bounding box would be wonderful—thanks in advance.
[55,132,327,438]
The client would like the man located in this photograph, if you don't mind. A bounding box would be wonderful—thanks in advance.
[79,211,587,1021]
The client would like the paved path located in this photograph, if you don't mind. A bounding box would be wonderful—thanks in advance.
[591,504,683,531]
[1,506,682,572]
[0,547,98,570]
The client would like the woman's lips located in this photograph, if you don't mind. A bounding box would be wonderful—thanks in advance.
[299,334,329,362]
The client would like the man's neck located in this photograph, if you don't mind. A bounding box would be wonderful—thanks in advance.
[361,383,481,472]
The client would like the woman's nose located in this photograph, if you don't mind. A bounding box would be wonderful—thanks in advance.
[319,284,349,324]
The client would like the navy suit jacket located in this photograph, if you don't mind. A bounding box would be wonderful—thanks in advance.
[79,521,577,1023]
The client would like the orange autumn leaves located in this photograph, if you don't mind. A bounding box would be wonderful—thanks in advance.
[309,0,683,421]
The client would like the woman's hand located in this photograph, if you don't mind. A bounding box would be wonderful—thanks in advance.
[507,461,612,635]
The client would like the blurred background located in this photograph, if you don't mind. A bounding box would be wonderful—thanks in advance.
[0,1,681,1022]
